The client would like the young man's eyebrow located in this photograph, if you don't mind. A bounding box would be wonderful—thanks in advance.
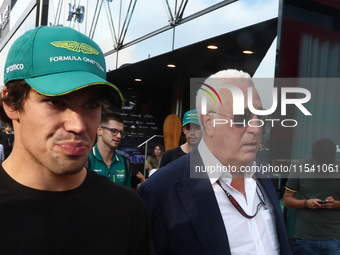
[37,93,70,101]
[38,93,104,102]
[87,94,105,102]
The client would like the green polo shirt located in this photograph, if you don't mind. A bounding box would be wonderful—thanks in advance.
[89,144,131,187]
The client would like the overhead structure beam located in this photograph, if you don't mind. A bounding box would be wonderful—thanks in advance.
[175,0,188,22]
[104,0,237,56]
[88,0,137,50]
[118,0,138,47]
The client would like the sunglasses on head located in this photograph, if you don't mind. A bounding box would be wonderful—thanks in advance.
[209,110,269,128]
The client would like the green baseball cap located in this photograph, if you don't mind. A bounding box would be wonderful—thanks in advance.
[182,109,200,127]
[4,26,123,108]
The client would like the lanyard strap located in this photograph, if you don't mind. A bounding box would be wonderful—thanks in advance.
[216,179,267,219]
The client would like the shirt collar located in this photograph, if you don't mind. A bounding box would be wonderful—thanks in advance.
[93,144,120,162]
[198,138,257,185]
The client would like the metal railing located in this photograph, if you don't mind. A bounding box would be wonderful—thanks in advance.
[138,135,163,176]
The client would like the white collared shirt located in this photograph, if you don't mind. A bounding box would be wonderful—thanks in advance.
[198,139,280,255]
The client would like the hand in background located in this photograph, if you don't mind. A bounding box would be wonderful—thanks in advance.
[320,196,340,210]
[305,198,322,209]
[136,172,146,183]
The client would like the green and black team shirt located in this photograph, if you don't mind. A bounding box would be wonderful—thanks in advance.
[89,144,131,187]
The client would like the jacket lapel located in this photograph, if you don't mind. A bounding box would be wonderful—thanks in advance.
[175,148,231,255]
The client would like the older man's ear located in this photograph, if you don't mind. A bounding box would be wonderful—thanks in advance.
[200,113,214,137]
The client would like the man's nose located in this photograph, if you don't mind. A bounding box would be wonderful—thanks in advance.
[64,109,87,134]
[246,115,262,134]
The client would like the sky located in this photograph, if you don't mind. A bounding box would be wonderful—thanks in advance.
[46,0,279,76]
[0,0,279,95]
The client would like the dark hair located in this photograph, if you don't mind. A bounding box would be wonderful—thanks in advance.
[0,80,31,124]
[148,155,160,169]
[100,110,124,125]
[100,101,124,124]
[312,138,336,165]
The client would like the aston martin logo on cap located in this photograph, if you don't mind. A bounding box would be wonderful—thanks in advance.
[51,41,99,55]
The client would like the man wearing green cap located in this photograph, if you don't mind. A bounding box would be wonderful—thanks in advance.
[0,26,153,254]
[159,109,202,167]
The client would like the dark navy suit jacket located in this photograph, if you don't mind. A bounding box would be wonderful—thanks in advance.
[138,147,318,255]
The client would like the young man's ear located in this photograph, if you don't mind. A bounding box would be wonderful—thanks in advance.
[1,87,19,121]
[97,126,103,136]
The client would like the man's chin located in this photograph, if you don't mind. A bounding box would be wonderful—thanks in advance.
[189,140,199,147]
[110,143,119,149]
[56,157,88,175]
[57,166,85,176]
[240,154,257,165]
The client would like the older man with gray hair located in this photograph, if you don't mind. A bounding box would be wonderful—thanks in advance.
[138,69,316,255]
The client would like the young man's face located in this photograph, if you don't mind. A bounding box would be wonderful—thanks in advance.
[183,123,202,147]
[98,119,124,150]
[154,146,162,157]
[11,87,103,176]
[5,125,12,134]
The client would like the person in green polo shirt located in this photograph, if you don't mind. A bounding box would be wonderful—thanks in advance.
[89,111,131,187]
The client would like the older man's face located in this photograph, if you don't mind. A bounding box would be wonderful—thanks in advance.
[207,83,262,167]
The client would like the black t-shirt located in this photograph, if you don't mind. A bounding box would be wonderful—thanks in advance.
[159,146,186,168]
[0,165,154,255]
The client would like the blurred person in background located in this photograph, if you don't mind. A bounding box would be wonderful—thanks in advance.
[146,144,164,171]
[137,155,160,189]
[153,144,164,164]
[160,109,202,167]
[0,123,14,159]
[89,112,132,187]
[283,138,340,255]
